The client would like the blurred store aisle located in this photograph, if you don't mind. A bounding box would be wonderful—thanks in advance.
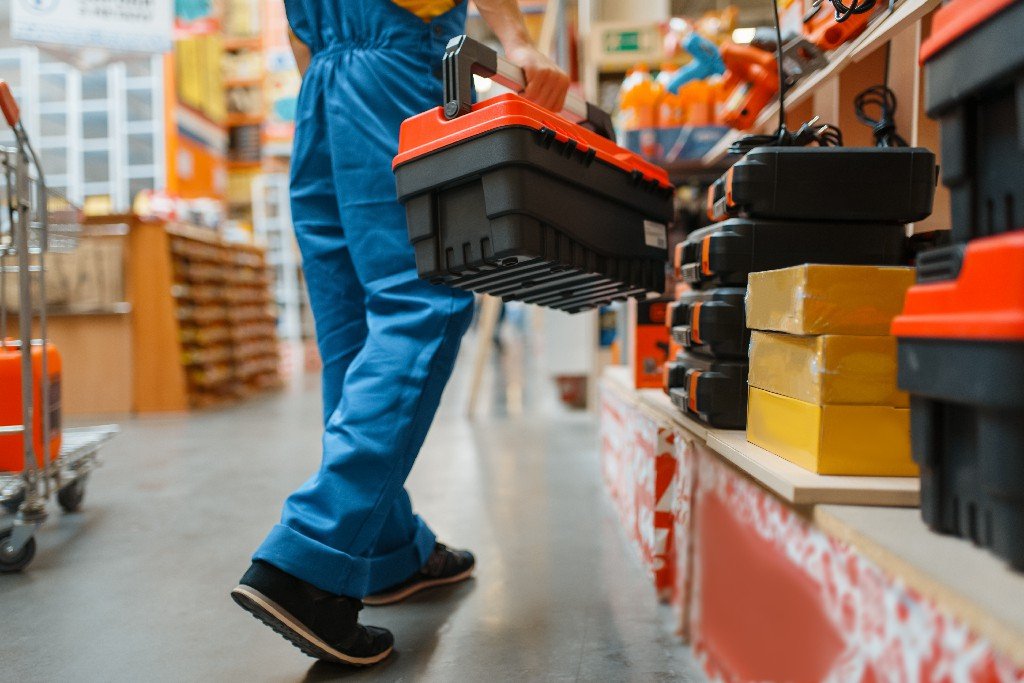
[0,330,702,682]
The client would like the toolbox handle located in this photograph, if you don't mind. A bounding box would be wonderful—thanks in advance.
[443,35,615,140]
[0,80,20,127]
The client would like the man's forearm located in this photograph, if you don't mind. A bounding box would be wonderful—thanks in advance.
[473,0,535,53]
[473,0,570,112]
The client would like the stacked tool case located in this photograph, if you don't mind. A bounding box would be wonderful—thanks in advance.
[893,0,1024,569]
[667,145,935,429]
[394,37,672,314]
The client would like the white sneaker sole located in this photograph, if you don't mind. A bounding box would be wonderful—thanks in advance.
[231,585,392,666]
[362,566,475,607]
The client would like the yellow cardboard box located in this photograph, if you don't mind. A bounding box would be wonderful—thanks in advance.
[748,331,908,407]
[746,387,917,476]
[746,265,914,335]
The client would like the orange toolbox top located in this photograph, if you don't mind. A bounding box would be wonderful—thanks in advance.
[892,231,1024,341]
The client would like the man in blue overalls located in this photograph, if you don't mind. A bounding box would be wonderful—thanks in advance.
[231,0,568,666]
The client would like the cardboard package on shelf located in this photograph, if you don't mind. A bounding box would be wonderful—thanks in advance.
[746,264,914,336]
[748,331,908,407]
[746,387,916,476]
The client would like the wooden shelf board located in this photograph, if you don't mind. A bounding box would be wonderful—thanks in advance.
[603,365,919,507]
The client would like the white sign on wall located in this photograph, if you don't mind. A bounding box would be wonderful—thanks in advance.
[12,0,174,54]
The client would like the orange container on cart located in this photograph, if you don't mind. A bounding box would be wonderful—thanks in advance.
[0,341,62,472]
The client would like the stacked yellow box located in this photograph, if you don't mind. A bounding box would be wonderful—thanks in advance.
[744,265,917,476]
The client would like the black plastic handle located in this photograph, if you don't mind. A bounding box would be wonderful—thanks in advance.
[442,35,616,141]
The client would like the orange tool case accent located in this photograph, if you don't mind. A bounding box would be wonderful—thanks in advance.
[664,350,748,429]
[394,36,673,314]
[668,287,748,359]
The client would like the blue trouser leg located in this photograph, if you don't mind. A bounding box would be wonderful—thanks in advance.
[254,46,475,598]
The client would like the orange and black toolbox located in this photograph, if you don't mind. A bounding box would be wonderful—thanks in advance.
[892,232,1024,569]
[393,36,673,314]
[921,0,1024,243]
[668,288,748,359]
[675,217,906,288]
[706,147,937,223]
[664,351,748,429]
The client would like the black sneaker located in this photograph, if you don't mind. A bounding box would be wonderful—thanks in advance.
[231,560,393,666]
[363,543,475,606]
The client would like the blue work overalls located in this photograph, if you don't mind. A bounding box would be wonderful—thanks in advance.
[253,0,474,599]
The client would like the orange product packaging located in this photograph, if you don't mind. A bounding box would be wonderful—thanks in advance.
[619,64,663,130]
[0,341,62,472]
[678,79,718,126]
[656,63,687,127]
[628,296,673,389]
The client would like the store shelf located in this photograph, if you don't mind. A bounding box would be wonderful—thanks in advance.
[86,215,281,412]
[815,505,1024,666]
[604,365,919,507]
[702,0,942,166]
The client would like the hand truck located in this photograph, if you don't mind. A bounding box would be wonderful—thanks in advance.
[0,80,118,572]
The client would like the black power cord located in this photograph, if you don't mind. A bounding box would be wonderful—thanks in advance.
[854,37,907,147]
[729,0,844,155]
[827,0,877,22]
[854,84,907,146]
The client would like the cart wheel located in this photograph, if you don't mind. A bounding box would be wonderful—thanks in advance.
[0,529,36,573]
[57,478,87,513]
[1,487,25,515]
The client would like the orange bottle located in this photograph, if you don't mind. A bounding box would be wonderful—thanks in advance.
[656,63,687,127]
[678,79,718,126]
[619,64,662,130]
[0,341,62,472]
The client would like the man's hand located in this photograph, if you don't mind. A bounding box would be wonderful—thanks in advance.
[505,44,571,113]
[474,0,571,113]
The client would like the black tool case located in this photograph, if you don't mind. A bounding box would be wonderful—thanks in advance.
[922,0,1024,243]
[665,351,749,429]
[393,36,673,313]
[892,232,1024,569]
[708,147,937,223]
[669,288,748,358]
[676,217,907,288]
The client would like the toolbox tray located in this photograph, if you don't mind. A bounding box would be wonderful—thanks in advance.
[669,287,748,359]
[708,147,937,223]
[921,0,1024,243]
[394,37,672,314]
[395,126,671,312]
[665,351,748,429]
[892,231,1024,568]
[676,217,907,288]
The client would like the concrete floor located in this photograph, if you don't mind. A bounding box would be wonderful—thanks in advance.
[1,330,703,682]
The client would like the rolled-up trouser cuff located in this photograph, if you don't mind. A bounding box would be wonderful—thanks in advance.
[253,524,370,597]
[365,515,436,595]
[252,517,437,598]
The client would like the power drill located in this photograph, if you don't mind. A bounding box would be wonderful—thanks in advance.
[717,42,779,130]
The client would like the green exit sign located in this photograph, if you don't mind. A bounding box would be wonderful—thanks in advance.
[604,30,642,53]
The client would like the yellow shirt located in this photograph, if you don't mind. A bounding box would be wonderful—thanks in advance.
[392,0,458,21]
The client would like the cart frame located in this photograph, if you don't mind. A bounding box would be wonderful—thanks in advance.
[0,78,117,572]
